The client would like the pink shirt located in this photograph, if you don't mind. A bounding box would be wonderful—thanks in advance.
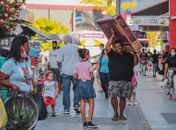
[74,61,93,81]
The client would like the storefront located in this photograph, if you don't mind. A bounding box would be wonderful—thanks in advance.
[131,0,169,50]
[132,0,176,49]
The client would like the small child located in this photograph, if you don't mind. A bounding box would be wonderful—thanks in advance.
[129,75,137,106]
[74,48,97,128]
[42,71,59,117]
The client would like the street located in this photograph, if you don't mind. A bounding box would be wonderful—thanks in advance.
[35,74,176,130]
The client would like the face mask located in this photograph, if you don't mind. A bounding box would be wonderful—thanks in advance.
[171,51,176,56]
[21,51,27,59]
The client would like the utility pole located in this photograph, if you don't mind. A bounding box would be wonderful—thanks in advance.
[48,9,50,20]
[116,0,121,15]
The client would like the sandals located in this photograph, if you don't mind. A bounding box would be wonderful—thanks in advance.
[120,115,127,121]
[112,114,119,121]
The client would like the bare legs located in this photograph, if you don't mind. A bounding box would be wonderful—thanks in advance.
[80,99,86,122]
[88,98,94,122]
[111,96,126,120]
[80,98,95,123]
[111,97,118,116]
[51,106,55,113]
[120,97,126,116]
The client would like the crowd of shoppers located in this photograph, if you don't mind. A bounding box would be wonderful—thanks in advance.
[7,33,176,130]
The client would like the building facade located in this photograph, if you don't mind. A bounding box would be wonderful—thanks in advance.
[25,0,99,31]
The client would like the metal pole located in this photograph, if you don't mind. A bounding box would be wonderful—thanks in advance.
[48,9,50,20]
[116,0,121,15]
[73,7,76,32]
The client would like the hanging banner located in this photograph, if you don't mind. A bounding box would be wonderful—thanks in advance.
[132,16,169,26]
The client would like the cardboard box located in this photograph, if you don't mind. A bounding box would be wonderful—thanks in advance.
[97,15,142,52]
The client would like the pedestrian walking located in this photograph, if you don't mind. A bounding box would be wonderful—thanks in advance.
[96,44,109,99]
[140,49,148,76]
[164,48,176,100]
[106,30,138,121]
[57,34,80,114]
[152,49,159,77]
[74,48,97,128]
[48,41,61,94]
[42,71,59,117]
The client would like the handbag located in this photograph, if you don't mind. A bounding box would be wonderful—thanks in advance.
[33,93,48,120]
[0,98,7,129]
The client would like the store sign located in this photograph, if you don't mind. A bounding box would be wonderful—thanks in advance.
[81,33,105,38]
[75,12,84,24]
[132,16,169,26]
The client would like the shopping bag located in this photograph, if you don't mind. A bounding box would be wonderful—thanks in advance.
[33,93,48,120]
[0,98,7,129]
[5,92,38,130]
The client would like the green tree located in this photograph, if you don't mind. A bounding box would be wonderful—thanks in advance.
[80,0,116,16]
[33,18,69,35]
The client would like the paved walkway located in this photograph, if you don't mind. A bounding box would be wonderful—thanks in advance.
[35,74,176,130]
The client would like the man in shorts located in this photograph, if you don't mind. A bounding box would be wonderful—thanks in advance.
[106,31,138,121]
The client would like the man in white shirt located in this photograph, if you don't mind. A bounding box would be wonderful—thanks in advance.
[57,35,80,114]
[49,41,61,93]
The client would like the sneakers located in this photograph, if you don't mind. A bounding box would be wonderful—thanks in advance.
[51,112,56,117]
[83,122,88,129]
[74,107,80,114]
[63,109,70,114]
[87,122,98,128]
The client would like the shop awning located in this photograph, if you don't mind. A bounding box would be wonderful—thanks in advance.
[20,25,46,37]
[132,0,168,16]
[38,34,60,41]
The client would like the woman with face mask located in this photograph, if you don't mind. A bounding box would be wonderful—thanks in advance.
[164,48,176,100]
[0,35,33,92]
[0,35,38,130]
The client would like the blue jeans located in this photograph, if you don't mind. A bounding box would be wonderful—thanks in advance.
[62,74,79,110]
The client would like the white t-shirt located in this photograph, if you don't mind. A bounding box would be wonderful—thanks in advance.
[49,49,59,68]
[43,81,56,98]
[1,58,33,92]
